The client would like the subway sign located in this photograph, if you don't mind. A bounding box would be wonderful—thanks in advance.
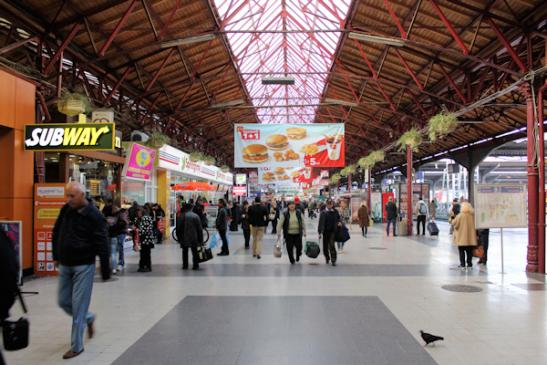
[24,123,116,151]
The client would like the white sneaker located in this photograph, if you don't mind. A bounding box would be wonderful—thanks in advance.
[112,269,117,275]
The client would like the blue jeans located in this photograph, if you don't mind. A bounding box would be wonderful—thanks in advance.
[116,234,126,267]
[386,218,397,236]
[58,264,95,353]
[111,237,118,270]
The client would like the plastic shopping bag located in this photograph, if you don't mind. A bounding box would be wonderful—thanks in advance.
[209,232,220,249]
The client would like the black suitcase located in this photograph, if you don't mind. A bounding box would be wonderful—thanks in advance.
[427,221,439,236]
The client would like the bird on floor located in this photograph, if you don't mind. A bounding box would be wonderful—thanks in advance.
[420,330,444,346]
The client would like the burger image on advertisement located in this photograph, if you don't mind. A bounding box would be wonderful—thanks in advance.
[274,167,285,175]
[263,172,276,181]
[242,144,269,163]
[266,134,289,150]
[286,127,307,140]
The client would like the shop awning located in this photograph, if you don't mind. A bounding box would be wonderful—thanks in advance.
[172,182,216,191]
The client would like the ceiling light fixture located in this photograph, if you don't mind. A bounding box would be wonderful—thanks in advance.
[348,32,406,47]
[261,76,295,85]
[160,34,216,48]
[209,99,245,108]
[324,98,359,107]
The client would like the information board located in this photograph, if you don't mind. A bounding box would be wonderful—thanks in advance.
[474,184,527,228]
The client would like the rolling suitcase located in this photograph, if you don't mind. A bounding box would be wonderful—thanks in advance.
[427,220,439,236]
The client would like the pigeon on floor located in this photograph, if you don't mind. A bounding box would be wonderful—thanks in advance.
[420,330,444,346]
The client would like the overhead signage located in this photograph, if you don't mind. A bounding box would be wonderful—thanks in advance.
[157,145,233,185]
[235,173,247,185]
[24,123,115,151]
[233,186,247,197]
[474,184,527,228]
[234,123,345,168]
[123,143,156,181]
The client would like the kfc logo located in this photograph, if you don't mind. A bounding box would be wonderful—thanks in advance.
[237,126,260,140]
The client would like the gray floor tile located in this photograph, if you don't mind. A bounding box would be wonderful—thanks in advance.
[111,296,437,365]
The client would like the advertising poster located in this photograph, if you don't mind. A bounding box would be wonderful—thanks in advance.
[234,123,345,168]
[474,184,527,228]
[398,183,430,218]
[381,192,394,223]
[235,174,247,185]
[258,167,320,185]
[0,221,22,285]
[123,143,156,181]
[34,183,66,276]
[371,192,382,222]
[350,197,364,223]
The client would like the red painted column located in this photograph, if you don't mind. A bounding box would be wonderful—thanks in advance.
[525,84,539,272]
[537,83,546,274]
[407,145,413,236]
[367,169,372,210]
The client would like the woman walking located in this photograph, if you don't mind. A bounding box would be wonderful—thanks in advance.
[241,200,251,249]
[452,202,477,270]
[136,207,155,272]
[358,202,370,237]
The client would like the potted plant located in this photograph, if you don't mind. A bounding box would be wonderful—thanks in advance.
[189,151,204,162]
[330,173,341,184]
[397,128,422,152]
[427,112,458,141]
[57,89,92,116]
[202,155,216,166]
[145,131,171,149]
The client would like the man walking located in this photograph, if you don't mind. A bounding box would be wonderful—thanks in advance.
[385,196,398,237]
[318,198,342,266]
[52,182,110,360]
[277,200,306,264]
[176,203,203,270]
[248,197,269,259]
[216,199,230,256]
[415,196,428,236]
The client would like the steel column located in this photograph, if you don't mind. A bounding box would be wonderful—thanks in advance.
[407,145,413,236]
[525,84,539,272]
[537,82,546,273]
[367,169,372,211]
[98,0,138,56]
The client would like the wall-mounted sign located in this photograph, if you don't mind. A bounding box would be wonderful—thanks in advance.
[233,185,247,197]
[24,123,115,151]
[123,143,156,181]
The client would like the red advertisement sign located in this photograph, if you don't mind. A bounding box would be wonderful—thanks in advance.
[34,183,66,276]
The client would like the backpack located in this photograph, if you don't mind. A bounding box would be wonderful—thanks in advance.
[419,202,427,215]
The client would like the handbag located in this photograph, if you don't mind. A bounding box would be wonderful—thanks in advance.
[2,287,29,351]
[196,245,213,263]
[472,245,484,258]
[273,238,282,258]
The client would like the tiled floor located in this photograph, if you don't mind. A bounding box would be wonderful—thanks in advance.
[3,220,546,365]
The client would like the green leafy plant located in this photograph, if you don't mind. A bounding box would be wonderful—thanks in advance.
[427,112,458,141]
[189,151,204,162]
[220,165,230,172]
[397,128,422,152]
[202,155,216,166]
[358,150,385,168]
[340,164,357,177]
[145,131,171,149]
[330,173,341,184]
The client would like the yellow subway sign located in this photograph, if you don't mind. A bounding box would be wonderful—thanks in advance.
[24,123,115,151]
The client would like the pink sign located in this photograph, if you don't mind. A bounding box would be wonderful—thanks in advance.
[123,143,156,181]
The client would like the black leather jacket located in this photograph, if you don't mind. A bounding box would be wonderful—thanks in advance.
[52,203,110,279]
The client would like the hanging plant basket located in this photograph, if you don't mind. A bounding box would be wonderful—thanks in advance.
[340,164,356,177]
[330,173,341,184]
[145,131,171,149]
[202,155,216,166]
[397,128,422,152]
[358,150,385,169]
[427,112,458,141]
[57,91,92,116]
[189,152,204,162]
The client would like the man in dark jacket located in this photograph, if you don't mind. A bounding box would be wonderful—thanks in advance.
[52,182,110,360]
[277,201,306,264]
[0,229,19,364]
[385,196,398,237]
[248,197,269,259]
[176,203,203,270]
[216,199,230,256]
[318,198,342,266]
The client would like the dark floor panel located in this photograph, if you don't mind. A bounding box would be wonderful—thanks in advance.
[112,296,437,365]
[122,262,438,277]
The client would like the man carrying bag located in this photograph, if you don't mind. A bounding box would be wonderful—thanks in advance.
[176,203,205,270]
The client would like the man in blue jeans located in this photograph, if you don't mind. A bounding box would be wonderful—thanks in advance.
[52,182,111,360]
[385,196,398,237]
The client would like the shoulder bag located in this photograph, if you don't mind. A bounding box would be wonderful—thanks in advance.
[2,287,29,351]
